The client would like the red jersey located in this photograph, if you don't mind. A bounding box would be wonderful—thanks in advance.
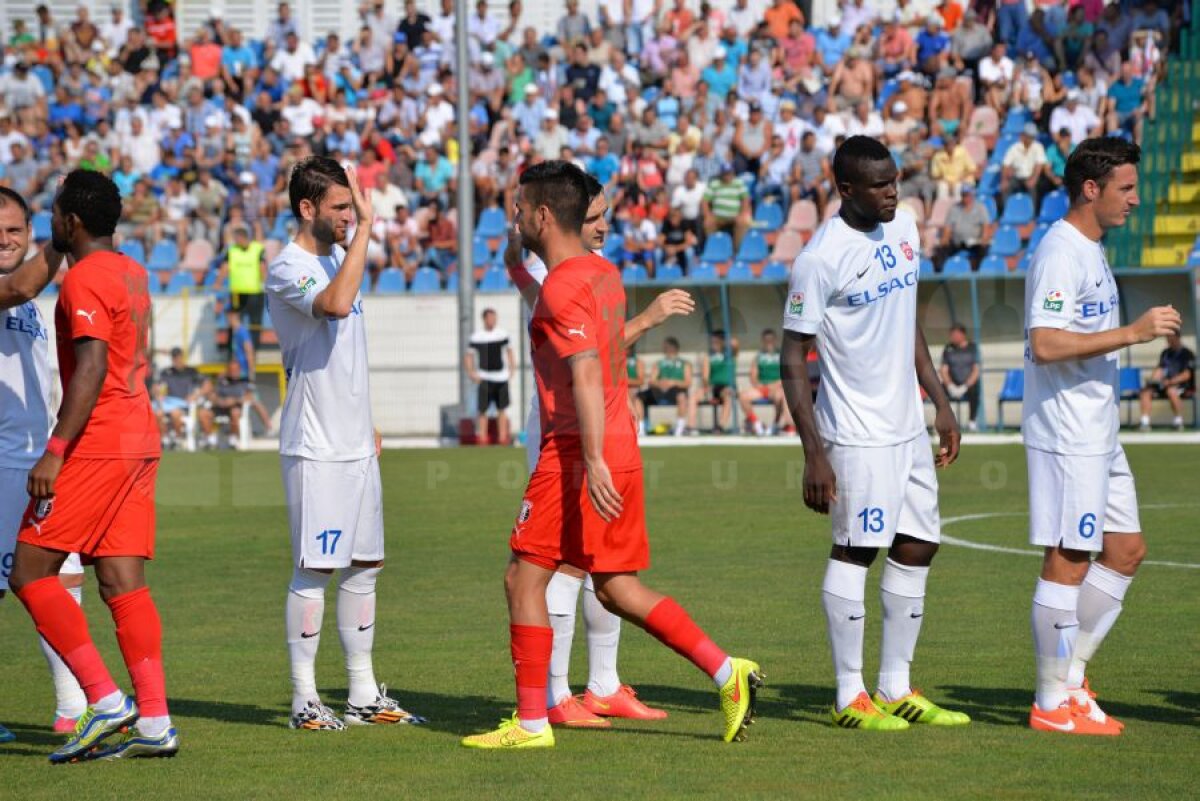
[54,251,160,459]
[531,253,639,473]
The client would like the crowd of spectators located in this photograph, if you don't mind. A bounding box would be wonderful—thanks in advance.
[0,0,1185,289]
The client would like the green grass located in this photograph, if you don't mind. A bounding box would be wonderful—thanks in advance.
[2,445,1198,800]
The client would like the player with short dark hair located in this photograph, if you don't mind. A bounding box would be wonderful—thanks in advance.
[267,156,425,731]
[781,136,970,731]
[1138,333,1194,431]
[464,161,760,749]
[7,170,177,762]
[0,187,89,743]
[466,307,515,446]
[738,329,790,436]
[1022,137,1179,735]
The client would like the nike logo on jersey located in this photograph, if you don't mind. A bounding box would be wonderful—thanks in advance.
[300,631,319,639]
[856,264,871,279]
[567,323,587,339]
[1094,278,1103,287]
[1053,622,1079,630]
[357,623,375,632]
[75,309,97,325]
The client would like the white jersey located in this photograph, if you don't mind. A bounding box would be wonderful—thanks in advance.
[0,300,51,469]
[1022,219,1120,456]
[782,210,925,446]
[266,241,374,462]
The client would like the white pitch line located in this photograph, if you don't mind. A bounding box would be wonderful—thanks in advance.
[941,509,1200,569]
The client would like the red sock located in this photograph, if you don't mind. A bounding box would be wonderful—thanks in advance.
[107,587,169,718]
[510,624,552,724]
[14,576,119,703]
[643,597,729,679]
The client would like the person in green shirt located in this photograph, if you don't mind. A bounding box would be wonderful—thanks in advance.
[702,162,753,248]
[695,329,738,433]
[627,346,647,435]
[739,328,790,436]
[641,336,694,436]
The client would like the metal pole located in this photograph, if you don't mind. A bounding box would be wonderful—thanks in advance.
[455,0,475,431]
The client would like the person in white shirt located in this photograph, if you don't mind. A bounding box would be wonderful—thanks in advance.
[99,4,133,55]
[978,41,1015,113]
[780,136,969,731]
[844,101,885,139]
[467,0,500,48]
[503,173,692,727]
[0,189,87,741]
[1022,137,1180,736]
[1049,90,1103,147]
[270,31,317,83]
[266,157,426,732]
[1001,123,1049,203]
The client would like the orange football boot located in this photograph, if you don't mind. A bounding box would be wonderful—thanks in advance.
[581,686,668,720]
[547,695,611,728]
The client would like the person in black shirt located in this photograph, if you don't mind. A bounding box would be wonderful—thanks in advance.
[939,323,981,430]
[1139,333,1195,431]
[154,347,212,449]
[658,206,697,272]
[465,308,515,445]
[209,358,254,449]
[564,43,600,104]
[397,0,430,47]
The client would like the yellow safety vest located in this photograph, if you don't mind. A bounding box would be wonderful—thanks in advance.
[228,242,264,295]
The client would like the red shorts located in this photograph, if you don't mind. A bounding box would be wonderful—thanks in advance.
[18,458,159,563]
[510,468,650,573]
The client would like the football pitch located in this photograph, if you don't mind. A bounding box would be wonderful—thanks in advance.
[2,444,1197,800]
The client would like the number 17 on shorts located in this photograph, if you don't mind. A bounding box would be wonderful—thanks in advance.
[282,455,386,569]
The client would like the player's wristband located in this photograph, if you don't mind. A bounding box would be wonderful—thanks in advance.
[507,262,537,292]
[45,436,69,458]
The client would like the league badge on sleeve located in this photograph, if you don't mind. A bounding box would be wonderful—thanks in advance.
[297,275,317,295]
[788,292,805,316]
[1043,289,1065,312]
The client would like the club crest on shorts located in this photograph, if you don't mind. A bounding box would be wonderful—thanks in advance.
[34,497,54,520]
[1043,289,1065,312]
[518,500,533,524]
[788,292,805,316]
[899,240,914,261]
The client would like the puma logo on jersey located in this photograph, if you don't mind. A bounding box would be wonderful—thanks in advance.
[567,323,587,339]
[75,309,97,325]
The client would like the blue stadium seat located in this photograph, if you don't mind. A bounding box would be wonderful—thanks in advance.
[1016,251,1033,272]
[1119,366,1142,397]
[445,271,459,291]
[1062,71,1078,89]
[1001,109,1030,134]
[989,225,1023,257]
[119,239,146,264]
[32,64,54,93]
[374,268,406,294]
[602,233,624,261]
[163,272,195,295]
[943,252,973,275]
[1028,223,1051,251]
[1000,193,1034,226]
[654,262,683,283]
[754,202,784,233]
[760,261,789,281]
[479,268,510,291]
[361,270,373,293]
[147,240,179,272]
[269,213,294,242]
[622,264,648,285]
[1038,189,1069,223]
[735,230,769,263]
[700,232,733,263]
[475,207,507,239]
[996,369,1024,429]
[32,211,52,242]
[408,267,442,294]
[688,262,717,281]
[979,254,1008,274]
[978,166,1002,197]
[920,257,935,276]
[980,195,998,222]
[472,235,492,268]
[990,135,1018,166]
[726,261,754,282]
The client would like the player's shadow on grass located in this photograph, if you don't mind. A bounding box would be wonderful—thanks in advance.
[629,682,831,724]
[319,686,524,737]
[170,697,290,728]
[0,721,69,760]
[940,685,1198,727]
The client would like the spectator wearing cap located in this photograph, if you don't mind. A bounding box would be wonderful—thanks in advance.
[1106,61,1148,143]
[928,67,968,137]
[1049,89,1102,147]
[815,14,852,74]
[883,101,919,151]
[828,47,875,113]
[934,183,993,271]
[892,70,930,120]
[775,99,806,162]
[533,108,568,161]
[703,161,752,247]
[950,9,993,73]
[978,41,1015,113]
[700,47,738,103]
[765,0,805,42]
[419,83,455,147]
[1001,123,1049,206]
[915,14,952,75]
[931,132,978,202]
[513,83,545,137]
[733,100,772,177]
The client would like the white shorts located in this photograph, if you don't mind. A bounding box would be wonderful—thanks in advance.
[281,455,385,569]
[1027,446,1141,553]
[0,467,82,592]
[525,395,541,474]
[826,433,941,548]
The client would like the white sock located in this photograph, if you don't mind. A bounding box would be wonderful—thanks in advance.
[712,658,733,688]
[1139,415,1150,426]
[136,715,172,737]
[1173,416,1183,427]
[1032,578,1080,711]
[877,559,930,703]
[338,566,381,708]
[823,559,869,711]
[545,572,583,706]
[521,716,548,733]
[674,418,686,435]
[39,585,87,719]
[286,568,330,715]
[582,575,622,698]
[94,689,125,714]
[1066,562,1133,688]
